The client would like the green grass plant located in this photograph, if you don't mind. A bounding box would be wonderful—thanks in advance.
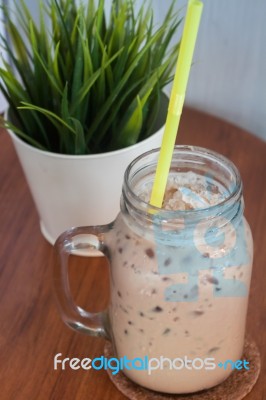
[0,0,181,154]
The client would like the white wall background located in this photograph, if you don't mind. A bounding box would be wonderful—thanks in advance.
[155,0,266,141]
[1,0,266,140]
[182,0,266,141]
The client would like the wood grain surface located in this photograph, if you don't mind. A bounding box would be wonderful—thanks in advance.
[0,108,265,400]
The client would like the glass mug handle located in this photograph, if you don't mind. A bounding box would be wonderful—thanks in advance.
[54,225,112,340]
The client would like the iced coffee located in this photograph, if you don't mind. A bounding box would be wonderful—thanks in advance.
[107,153,253,394]
[54,146,253,395]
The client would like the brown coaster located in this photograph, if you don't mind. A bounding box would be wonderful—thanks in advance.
[104,337,260,400]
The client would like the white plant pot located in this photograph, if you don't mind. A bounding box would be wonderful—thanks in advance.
[8,99,167,244]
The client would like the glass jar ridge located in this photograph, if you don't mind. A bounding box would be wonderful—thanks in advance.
[122,145,243,231]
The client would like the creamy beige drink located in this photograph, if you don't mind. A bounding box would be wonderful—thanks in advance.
[54,146,253,394]
[107,171,253,393]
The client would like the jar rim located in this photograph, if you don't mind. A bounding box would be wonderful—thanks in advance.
[123,145,242,219]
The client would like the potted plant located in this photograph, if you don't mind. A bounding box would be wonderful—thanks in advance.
[0,0,181,244]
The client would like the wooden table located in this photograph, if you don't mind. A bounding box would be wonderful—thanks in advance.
[0,108,265,400]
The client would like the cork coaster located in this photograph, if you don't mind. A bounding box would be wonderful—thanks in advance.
[104,337,260,400]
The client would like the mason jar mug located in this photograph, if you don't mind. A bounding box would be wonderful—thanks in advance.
[54,146,253,394]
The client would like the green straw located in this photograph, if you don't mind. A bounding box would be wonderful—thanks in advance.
[150,0,203,208]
